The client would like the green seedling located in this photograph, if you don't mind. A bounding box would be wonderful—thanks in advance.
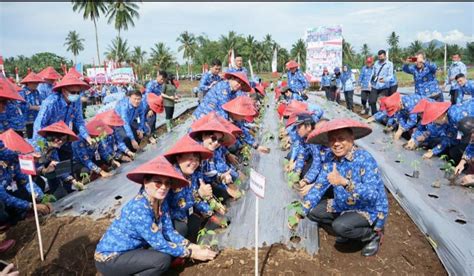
[287,201,304,229]
[287,171,300,188]
[80,172,91,184]
[197,228,218,246]
[41,194,57,204]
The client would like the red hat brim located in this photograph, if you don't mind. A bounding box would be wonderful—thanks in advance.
[95,110,125,127]
[411,99,431,114]
[383,92,401,117]
[0,78,25,102]
[189,120,236,147]
[126,155,189,189]
[421,102,451,125]
[285,60,299,70]
[283,101,308,116]
[37,121,79,141]
[223,72,251,92]
[38,67,62,80]
[52,74,90,92]
[306,118,372,145]
[147,93,164,114]
[0,129,34,154]
[86,119,113,136]
[164,134,213,161]
[222,96,257,117]
[20,72,44,84]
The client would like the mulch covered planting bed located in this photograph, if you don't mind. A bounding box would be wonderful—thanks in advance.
[4,193,446,275]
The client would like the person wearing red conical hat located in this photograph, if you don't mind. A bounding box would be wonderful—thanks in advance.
[192,70,251,121]
[95,109,135,163]
[95,155,217,276]
[163,134,220,240]
[19,72,44,138]
[358,57,375,115]
[0,77,26,131]
[296,118,388,257]
[286,60,309,101]
[33,121,85,191]
[71,119,116,180]
[0,77,27,136]
[32,71,93,153]
[37,66,62,101]
[0,138,53,221]
[189,120,241,200]
[222,96,270,154]
[367,93,423,140]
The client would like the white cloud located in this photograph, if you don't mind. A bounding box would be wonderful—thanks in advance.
[416,30,474,45]
[349,6,398,16]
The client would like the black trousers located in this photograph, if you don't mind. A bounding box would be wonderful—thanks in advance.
[26,123,34,139]
[360,90,371,109]
[369,88,389,115]
[307,199,372,240]
[323,86,331,100]
[450,89,459,104]
[95,249,171,276]
[389,84,398,96]
[164,106,175,120]
[173,214,206,243]
[343,90,354,111]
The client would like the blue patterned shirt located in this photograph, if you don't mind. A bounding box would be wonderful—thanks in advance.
[402,62,440,98]
[19,87,42,123]
[371,60,393,90]
[358,65,374,90]
[287,69,309,94]
[446,61,467,90]
[115,97,147,141]
[192,81,244,120]
[199,72,222,93]
[37,82,53,101]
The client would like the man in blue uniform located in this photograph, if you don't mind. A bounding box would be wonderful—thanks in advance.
[19,72,43,138]
[115,90,148,152]
[445,53,467,104]
[198,59,222,103]
[358,57,374,115]
[369,50,394,115]
[402,51,442,101]
[455,73,474,103]
[286,60,309,101]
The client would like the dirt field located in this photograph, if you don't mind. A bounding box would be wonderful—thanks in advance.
[3,193,445,275]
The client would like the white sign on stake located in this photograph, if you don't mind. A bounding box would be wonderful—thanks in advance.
[19,155,44,262]
[250,169,265,199]
[250,168,265,276]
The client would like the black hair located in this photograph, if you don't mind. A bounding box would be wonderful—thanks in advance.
[457,117,474,137]
[211,59,222,67]
[377,50,386,56]
[128,90,142,98]
[455,73,466,80]
[235,53,242,59]
[158,70,168,79]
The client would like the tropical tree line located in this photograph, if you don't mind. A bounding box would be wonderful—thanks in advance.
[343,31,474,70]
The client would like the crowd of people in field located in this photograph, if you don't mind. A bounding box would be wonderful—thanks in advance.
[0,47,472,275]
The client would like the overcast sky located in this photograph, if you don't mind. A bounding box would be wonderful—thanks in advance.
[1,2,473,64]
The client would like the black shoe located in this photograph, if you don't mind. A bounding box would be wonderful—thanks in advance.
[361,232,382,257]
[335,236,350,244]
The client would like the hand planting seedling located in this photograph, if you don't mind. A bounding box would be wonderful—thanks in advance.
[197,228,219,250]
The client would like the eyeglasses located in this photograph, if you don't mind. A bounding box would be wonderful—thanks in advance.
[210,135,224,144]
[46,135,68,142]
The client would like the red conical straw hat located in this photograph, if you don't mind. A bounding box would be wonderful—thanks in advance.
[147,93,164,114]
[0,78,25,101]
[38,67,61,81]
[95,109,125,127]
[286,111,312,128]
[283,101,308,116]
[0,129,34,154]
[192,112,243,136]
[421,102,451,125]
[126,155,189,189]
[383,92,401,117]
[277,103,287,119]
[52,72,90,92]
[285,60,299,69]
[164,134,213,161]
[20,72,43,84]
[223,72,251,92]
[86,119,113,136]
[411,98,431,114]
[189,119,236,147]
[67,67,83,79]
[306,118,372,145]
[254,84,265,96]
[222,96,257,117]
[37,121,79,141]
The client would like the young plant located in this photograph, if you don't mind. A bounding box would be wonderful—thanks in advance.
[287,201,304,229]
[80,172,91,184]
[396,153,404,164]
[41,194,57,204]
[287,171,300,188]
[197,228,218,247]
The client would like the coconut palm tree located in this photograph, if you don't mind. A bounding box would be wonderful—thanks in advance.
[408,40,423,55]
[131,46,146,81]
[150,42,175,71]
[64,31,85,65]
[386,31,401,64]
[72,0,108,64]
[291,39,306,69]
[360,43,371,58]
[424,41,440,61]
[342,39,356,67]
[176,31,197,78]
[104,36,130,63]
[106,0,140,39]
[219,31,240,65]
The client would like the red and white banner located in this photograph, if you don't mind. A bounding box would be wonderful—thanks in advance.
[19,155,36,175]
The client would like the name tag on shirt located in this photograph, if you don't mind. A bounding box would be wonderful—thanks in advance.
[136,117,141,124]
[8,181,18,192]
[457,131,463,140]
[69,121,73,129]
[188,206,194,216]
[17,107,22,116]
[95,150,101,161]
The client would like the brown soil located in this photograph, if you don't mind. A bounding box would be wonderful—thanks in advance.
[3,193,445,275]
